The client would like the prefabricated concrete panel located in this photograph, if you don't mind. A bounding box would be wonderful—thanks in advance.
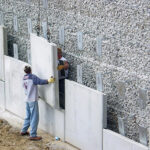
[38,99,65,141]
[103,129,148,150]
[0,26,4,80]
[65,80,106,150]
[4,56,64,139]
[0,26,7,81]
[4,56,27,118]
[30,33,59,108]
[0,80,5,110]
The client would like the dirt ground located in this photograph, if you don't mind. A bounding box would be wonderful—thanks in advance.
[0,119,77,150]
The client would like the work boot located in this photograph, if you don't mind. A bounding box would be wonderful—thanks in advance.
[20,131,30,136]
[29,136,42,141]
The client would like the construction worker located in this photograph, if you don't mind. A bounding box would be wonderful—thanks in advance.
[57,48,69,109]
[21,66,55,141]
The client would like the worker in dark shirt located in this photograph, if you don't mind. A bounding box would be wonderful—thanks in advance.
[57,48,69,109]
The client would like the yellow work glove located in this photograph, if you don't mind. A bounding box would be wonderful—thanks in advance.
[48,77,55,83]
[57,65,64,71]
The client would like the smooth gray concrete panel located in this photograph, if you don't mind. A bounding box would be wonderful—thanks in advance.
[0,26,4,80]
[38,99,65,141]
[4,56,64,139]
[65,80,106,150]
[0,26,7,81]
[4,56,27,118]
[103,129,148,150]
[0,80,5,110]
[30,33,59,108]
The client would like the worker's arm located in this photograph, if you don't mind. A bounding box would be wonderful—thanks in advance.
[57,61,69,71]
[48,77,55,83]
[63,61,69,70]
[32,74,48,85]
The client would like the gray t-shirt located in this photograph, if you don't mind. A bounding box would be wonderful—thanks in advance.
[23,74,48,102]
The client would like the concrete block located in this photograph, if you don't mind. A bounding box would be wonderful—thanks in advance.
[0,80,5,110]
[0,26,7,81]
[4,56,27,118]
[103,129,148,150]
[65,80,106,150]
[30,33,59,108]
[38,99,65,141]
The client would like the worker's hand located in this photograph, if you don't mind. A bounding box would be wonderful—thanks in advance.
[48,77,55,83]
[57,65,64,71]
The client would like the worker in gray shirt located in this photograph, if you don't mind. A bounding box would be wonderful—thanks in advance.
[21,66,55,141]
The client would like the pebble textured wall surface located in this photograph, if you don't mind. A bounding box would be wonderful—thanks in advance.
[0,0,149,145]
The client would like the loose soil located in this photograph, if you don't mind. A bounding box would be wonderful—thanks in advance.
[0,119,77,150]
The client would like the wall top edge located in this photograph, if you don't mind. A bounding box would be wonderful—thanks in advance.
[65,79,105,96]
[103,129,148,149]
[30,33,57,47]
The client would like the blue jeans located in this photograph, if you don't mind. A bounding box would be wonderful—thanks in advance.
[21,101,39,137]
